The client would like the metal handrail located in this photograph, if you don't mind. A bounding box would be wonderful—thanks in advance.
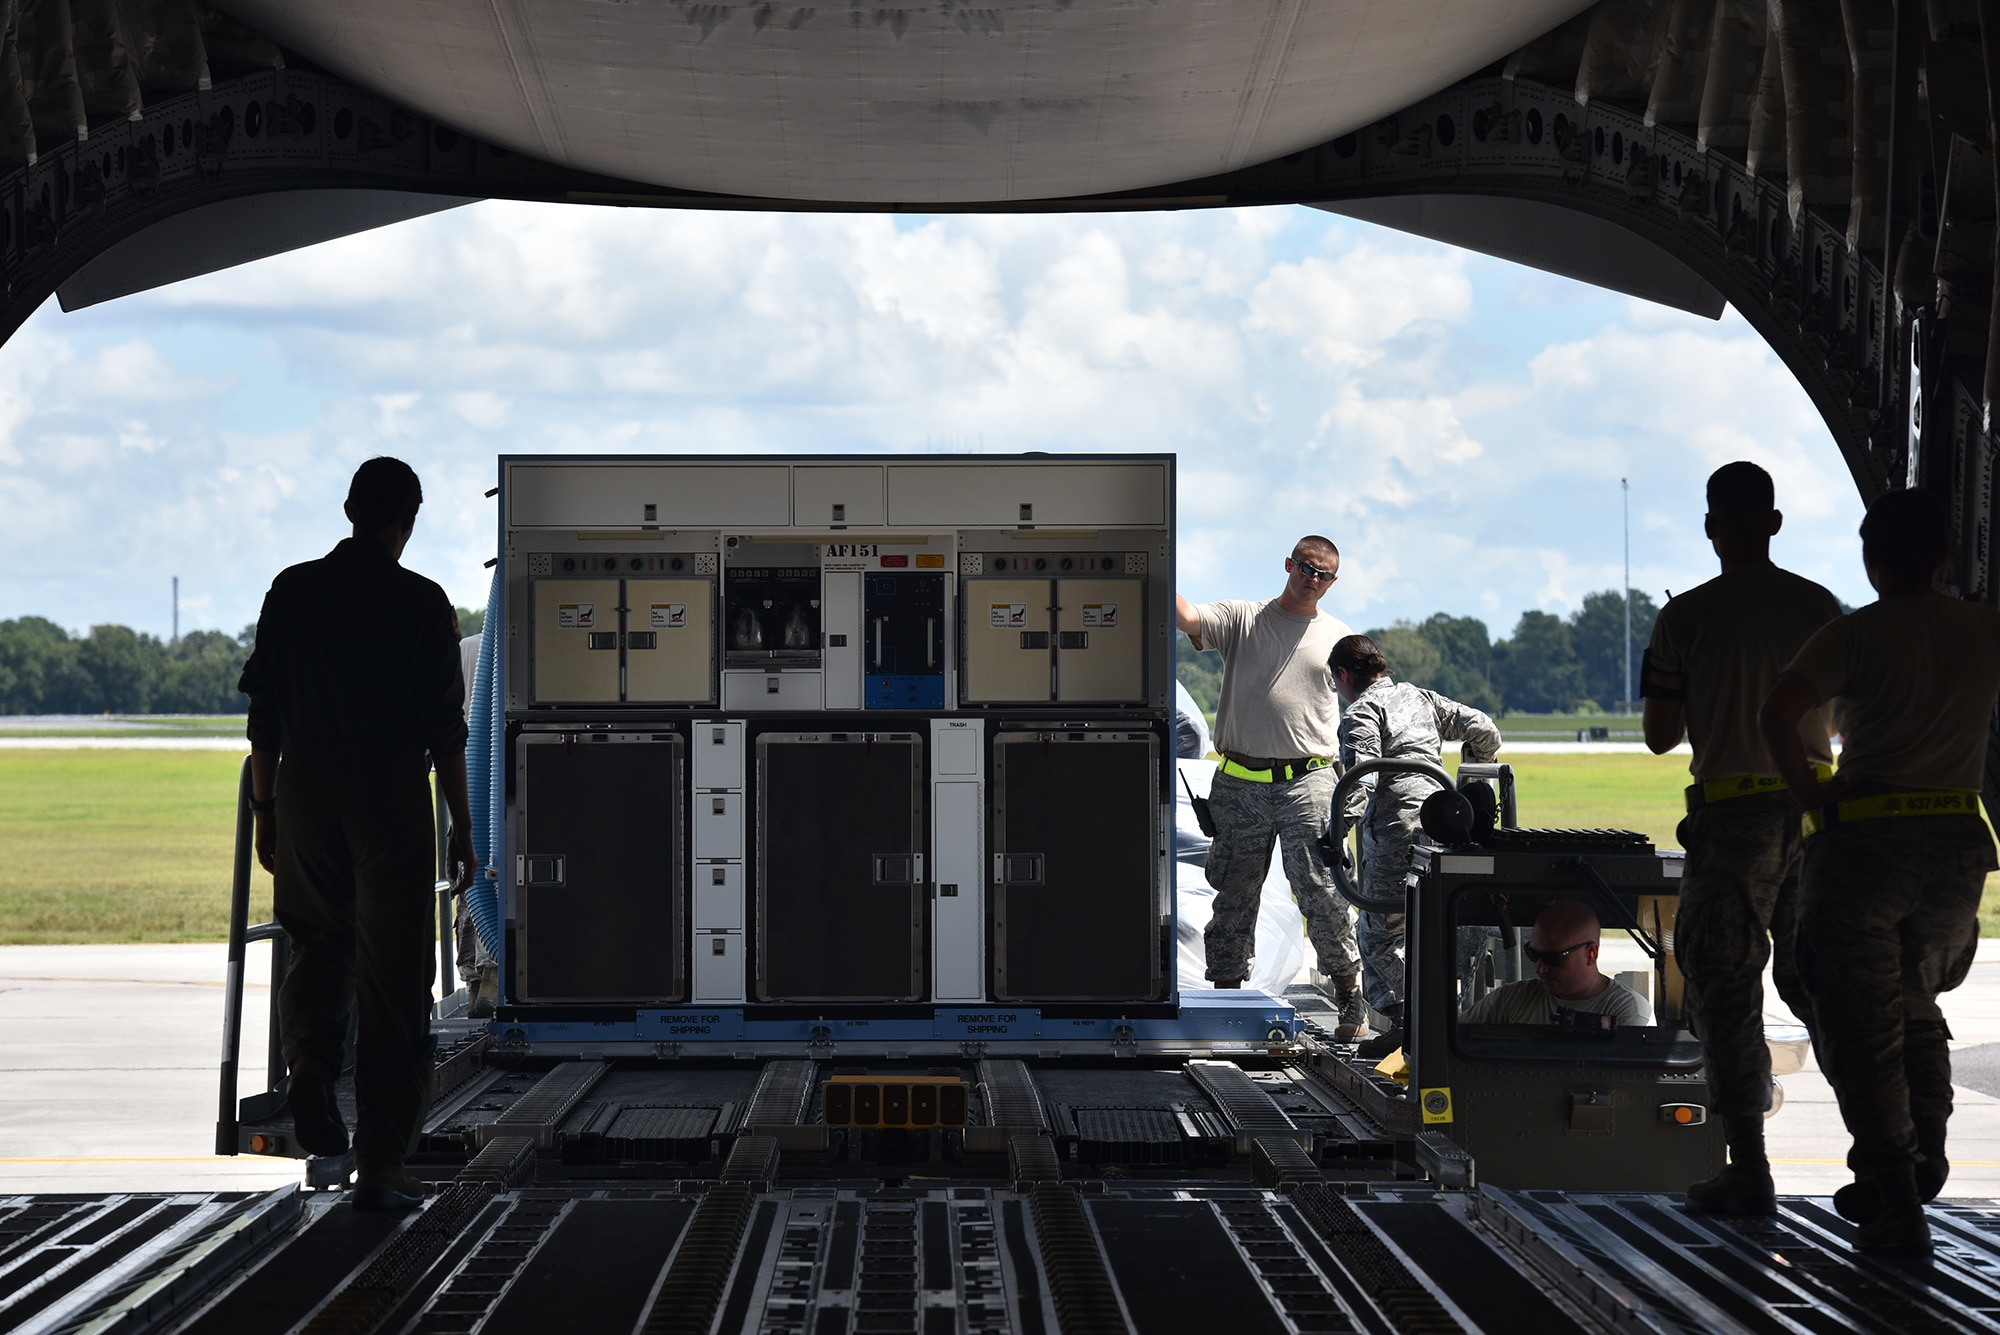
[216,756,293,1157]
[216,757,266,1154]
[434,772,455,1006]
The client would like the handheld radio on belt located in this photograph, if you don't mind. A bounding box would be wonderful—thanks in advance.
[1179,770,1216,838]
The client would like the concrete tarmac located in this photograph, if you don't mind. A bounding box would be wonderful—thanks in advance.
[4,940,2000,1202]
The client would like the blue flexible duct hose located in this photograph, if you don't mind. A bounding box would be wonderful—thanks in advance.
[465,569,504,966]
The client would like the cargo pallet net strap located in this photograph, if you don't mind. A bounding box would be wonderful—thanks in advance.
[466,567,505,966]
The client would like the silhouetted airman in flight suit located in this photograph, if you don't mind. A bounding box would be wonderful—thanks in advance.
[240,456,476,1212]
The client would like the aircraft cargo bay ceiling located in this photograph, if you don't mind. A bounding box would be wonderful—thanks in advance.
[216,0,1593,203]
[0,1,1994,625]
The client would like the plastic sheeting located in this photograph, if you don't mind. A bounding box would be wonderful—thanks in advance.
[1770,0,1849,224]
[1696,0,1766,155]
[1574,0,1663,107]
[464,568,504,966]
[1643,0,1714,129]
[1173,680,1212,759]
[1172,755,1310,996]
[19,0,85,149]
[1837,0,1892,248]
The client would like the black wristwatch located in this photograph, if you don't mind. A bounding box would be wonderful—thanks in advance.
[249,797,276,813]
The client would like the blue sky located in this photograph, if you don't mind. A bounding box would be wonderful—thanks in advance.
[0,201,1870,641]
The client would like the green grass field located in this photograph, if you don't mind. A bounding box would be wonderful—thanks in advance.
[0,747,1994,941]
[0,750,272,942]
[1504,750,1688,843]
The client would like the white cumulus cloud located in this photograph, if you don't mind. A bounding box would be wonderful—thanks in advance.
[0,202,1869,645]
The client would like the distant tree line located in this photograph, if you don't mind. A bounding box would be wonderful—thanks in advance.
[0,607,486,715]
[1177,588,1661,717]
[0,618,255,714]
[9,590,1656,717]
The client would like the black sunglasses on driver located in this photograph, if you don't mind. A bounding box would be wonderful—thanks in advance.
[1522,940,1594,966]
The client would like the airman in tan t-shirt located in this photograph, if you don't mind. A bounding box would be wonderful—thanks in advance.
[1642,461,1839,1220]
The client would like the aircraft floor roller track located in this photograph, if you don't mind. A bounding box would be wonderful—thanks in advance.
[8,1052,2000,1334]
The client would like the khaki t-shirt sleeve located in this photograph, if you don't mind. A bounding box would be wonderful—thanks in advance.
[1461,986,1507,1024]
[1606,982,1653,1027]
[1196,602,1247,658]
[1645,598,1685,677]
[1784,616,1853,704]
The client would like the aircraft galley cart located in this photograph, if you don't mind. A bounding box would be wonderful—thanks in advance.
[487,452,1282,1049]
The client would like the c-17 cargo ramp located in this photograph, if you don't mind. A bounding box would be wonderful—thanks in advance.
[10,1029,2000,1334]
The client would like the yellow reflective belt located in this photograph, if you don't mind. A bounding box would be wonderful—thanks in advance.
[1692,764,1833,808]
[1217,756,1331,784]
[1802,789,1982,839]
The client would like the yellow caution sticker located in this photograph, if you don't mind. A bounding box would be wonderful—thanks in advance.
[1419,1087,1454,1124]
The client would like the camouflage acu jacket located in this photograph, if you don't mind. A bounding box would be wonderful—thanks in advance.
[1337,678,1500,828]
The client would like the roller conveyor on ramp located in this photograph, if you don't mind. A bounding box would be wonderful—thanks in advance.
[10,1183,2000,1334]
[10,1056,2000,1333]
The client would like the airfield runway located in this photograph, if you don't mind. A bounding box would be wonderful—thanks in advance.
[4,940,2000,1202]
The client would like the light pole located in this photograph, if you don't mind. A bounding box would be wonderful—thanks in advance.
[1621,479,1631,713]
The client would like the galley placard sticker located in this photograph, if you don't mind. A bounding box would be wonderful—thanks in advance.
[651,603,688,630]
[990,603,1028,629]
[819,543,879,573]
[557,603,595,630]
[1080,603,1118,629]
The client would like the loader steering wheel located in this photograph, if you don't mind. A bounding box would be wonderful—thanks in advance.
[1318,757,1460,915]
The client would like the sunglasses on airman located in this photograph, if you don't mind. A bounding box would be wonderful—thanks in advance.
[1522,940,1593,966]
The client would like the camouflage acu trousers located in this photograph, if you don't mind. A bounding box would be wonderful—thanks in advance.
[453,895,491,984]
[1676,797,1813,1119]
[1797,815,1994,1173]
[1356,820,1422,1011]
[1202,768,1359,984]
